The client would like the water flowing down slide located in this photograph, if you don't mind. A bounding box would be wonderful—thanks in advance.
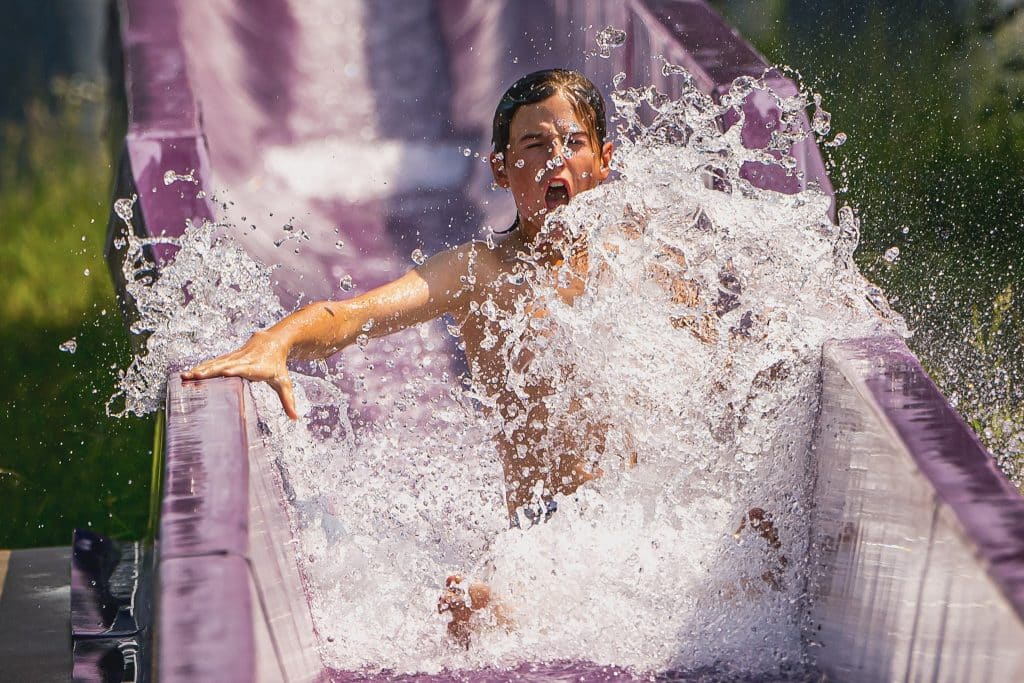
[91,0,1024,681]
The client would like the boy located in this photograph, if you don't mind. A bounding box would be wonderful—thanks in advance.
[183,69,615,643]
[184,68,613,518]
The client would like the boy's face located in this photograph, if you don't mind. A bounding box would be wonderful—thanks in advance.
[491,93,614,240]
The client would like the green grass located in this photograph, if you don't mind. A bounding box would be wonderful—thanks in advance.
[0,90,153,549]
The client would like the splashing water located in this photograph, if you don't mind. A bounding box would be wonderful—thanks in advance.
[107,216,283,417]
[114,66,903,678]
[163,168,198,186]
[594,26,627,59]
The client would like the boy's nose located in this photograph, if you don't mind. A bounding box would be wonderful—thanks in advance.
[549,142,568,164]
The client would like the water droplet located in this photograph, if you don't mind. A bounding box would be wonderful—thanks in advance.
[339,275,354,291]
[361,318,375,332]
[901,226,910,235]
[447,323,461,338]
[595,26,627,58]
[811,106,832,136]
[461,147,473,157]
[825,132,847,148]
[163,168,197,185]
[883,246,900,264]
[59,338,77,354]
[335,240,345,250]
[661,61,690,78]
[613,72,627,88]
[515,159,525,169]
[83,268,90,277]
[411,248,426,265]
[114,196,136,224]
[356,333,369,349]
[480,299,499,320]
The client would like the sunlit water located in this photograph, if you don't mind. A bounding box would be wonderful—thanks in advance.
[110,67,904,678]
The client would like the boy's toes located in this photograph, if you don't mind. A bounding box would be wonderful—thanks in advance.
[438,575,468,614]
[437,590,465,614]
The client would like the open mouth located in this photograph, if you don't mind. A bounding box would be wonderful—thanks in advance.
[544,179,571,212]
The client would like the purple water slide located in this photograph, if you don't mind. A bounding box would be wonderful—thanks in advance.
[102,0,1024,680]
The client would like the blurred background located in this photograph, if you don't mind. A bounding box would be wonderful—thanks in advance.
[1,0,1021,550]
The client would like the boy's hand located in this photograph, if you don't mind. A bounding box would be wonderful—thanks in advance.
[181,331,299,420]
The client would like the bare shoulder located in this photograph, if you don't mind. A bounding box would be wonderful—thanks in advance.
[440,238,520,282]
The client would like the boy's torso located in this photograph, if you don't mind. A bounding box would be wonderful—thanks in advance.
[448,236,596,514]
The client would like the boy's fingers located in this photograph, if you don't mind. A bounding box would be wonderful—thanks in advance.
[183,353,298,419]
[181,364,222,380]
[182,357,228,379]
[182,355,251,380]
[271,374,299,420]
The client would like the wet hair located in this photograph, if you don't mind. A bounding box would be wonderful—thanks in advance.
[491,69,607,154]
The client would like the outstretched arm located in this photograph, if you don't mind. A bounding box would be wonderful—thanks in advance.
[181,245,475,418]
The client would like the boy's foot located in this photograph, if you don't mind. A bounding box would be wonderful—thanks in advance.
[437,575,494,648]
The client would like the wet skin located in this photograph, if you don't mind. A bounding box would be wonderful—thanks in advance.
[182,93,615,519]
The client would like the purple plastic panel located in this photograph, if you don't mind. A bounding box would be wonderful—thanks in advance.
[71,531,135,637]
[242,380,325,682]
[118,1,198,135]
[159,555,255,682]
[161,377,249,559]
[159,378,256,681]
[162,377,325,681]
[70,530,149,682]
[107,0,214,272]
[809,337,1024,681]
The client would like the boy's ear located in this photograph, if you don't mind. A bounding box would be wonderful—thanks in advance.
[490,151,510,188]
[597,141,614,180]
